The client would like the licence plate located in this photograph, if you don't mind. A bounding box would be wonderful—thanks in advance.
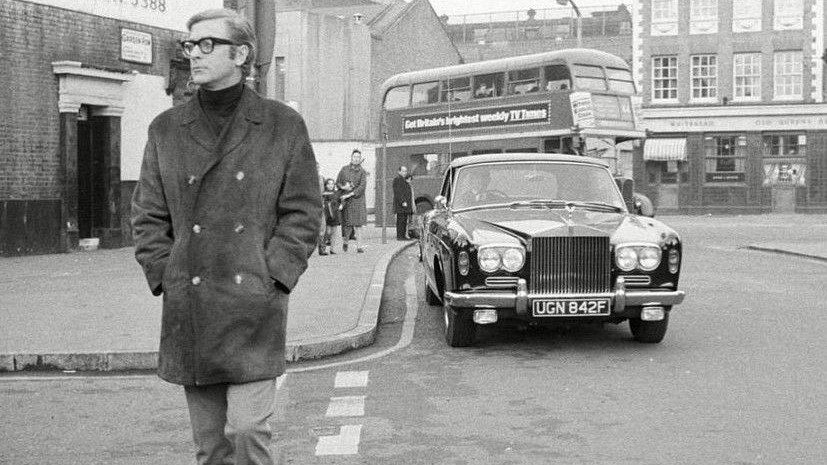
[532,298,611,317]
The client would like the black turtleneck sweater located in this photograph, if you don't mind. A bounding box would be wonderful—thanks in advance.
[197,81,245,137]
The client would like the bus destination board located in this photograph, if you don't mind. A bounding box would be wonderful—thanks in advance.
[402,102,551,134]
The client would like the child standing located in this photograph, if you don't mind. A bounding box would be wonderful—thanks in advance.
[320,178,341,255]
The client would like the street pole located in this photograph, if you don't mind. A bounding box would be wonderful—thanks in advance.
[380,113,388,245]
[556,0,582,48]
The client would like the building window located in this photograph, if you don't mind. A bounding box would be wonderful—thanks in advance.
[691,55,717,100]
[763,134,806,157]
[652,56,678,102]
[652,0,677,22]
[690,0,718,34]
[651,0,678,35]
[732,0,761,32]
[774,51,803,100]
[774,0,803,30]
[733,53,761,101]
[705,135,746,183]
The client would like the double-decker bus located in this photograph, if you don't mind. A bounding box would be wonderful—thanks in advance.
[376,48,646,224]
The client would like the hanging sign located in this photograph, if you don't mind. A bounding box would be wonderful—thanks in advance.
[121,28,153,65]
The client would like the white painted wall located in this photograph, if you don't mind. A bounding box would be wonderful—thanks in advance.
[22,0,222,31]
[120,73,173,181]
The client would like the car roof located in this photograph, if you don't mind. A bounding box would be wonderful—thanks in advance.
[450,153,611,169]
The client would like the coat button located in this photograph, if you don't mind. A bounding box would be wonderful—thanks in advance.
[236,171,245,181]
[187,175,197,185]
[234,223,245,233]
[192,224,202,234]
[234,274,243,284]
[191,276,202,285]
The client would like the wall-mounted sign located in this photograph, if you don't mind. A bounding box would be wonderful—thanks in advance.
[706,172,745,183]
[23,0,222,31]
[763,162,806,186]
[648,114,827,132]
[121,28,153,65]
[402,103,550,134]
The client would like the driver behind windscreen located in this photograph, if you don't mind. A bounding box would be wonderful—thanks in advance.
[455,168,491,206]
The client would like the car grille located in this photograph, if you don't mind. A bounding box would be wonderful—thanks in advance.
[485,276,520,288]
[622,275,651,287]
[529,236,611,294]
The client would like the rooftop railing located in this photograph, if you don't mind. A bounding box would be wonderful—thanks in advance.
[442,4,632,44]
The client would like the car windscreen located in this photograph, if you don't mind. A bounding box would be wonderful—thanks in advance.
[451,162,625,210]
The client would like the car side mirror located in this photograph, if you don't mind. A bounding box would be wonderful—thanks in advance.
[435,195,448,210]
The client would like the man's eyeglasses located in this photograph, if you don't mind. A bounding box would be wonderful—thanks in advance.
[180,37,237,57]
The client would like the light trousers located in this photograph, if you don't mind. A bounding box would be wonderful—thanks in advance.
[184,378,278,465]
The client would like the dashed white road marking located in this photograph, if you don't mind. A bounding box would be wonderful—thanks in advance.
[334,370,369,388]
[315,425,362,456]
[325,395,366,417]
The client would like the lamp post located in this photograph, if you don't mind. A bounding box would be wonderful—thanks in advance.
[556,0,582,48]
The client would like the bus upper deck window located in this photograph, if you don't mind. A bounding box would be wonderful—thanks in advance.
[606,67,636,94]
[544,64,571,92]
[384,86,410,109]
[441,77,471,102]
[573,64,607,91]
[507,68,540,95]
[473,73,504,98]
[412,81,440,105]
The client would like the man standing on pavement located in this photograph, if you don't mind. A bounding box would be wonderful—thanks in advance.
[130,8,321,464]
[336,149,368,252]
[392,165,413,240]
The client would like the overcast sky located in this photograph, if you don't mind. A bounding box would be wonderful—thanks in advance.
[428,0,628,17]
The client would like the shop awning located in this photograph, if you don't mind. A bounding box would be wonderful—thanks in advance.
[644,138,687,161]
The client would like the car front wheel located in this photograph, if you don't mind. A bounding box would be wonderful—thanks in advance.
[629,309,670,343]
[443,301,476,347]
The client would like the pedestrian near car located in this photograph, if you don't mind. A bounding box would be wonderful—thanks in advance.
[130,8,321,465]
[392,165,413,240]
[336,149,368,252]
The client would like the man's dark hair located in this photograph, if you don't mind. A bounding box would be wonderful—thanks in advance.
[186,9,257,78]
[351,149,362,156]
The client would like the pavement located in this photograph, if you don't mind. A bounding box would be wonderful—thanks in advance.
[0,214,825,373]
[0,225,415,373]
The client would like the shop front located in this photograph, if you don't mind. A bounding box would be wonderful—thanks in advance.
[640,104,827,214]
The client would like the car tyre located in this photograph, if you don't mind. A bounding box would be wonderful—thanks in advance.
[629,310,669,343]
[443,302,476,347]
[424,276,440,305]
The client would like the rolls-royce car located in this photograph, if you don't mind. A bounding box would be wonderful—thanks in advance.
[420,153,685,347]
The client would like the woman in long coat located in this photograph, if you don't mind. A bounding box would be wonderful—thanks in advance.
[336,149,368,252]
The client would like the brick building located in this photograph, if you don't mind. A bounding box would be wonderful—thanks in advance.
[632,0,827,213]
[0,0,222,255]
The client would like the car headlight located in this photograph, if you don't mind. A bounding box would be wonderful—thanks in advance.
[615,247,638,271]
[478,248,501,273]
[501,248,525,272]
[668,248,680,274]
[616,244,661,272]
[458,251,470,276]
[477,246,525,273]
[637,247,661,271]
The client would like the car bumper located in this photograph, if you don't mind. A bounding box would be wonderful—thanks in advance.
[443,277,684,316]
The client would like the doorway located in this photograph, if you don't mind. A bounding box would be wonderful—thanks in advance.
[76,107,107,240]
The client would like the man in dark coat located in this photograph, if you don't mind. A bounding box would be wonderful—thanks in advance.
[392,165,413,240]
[130,9,321,465]
[336,149,368,252]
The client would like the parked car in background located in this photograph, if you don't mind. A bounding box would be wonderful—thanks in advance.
[419,153,685,347]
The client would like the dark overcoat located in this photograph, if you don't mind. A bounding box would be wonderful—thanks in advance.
[336,164,367,227]
[392,174,413,214]
[131,88,322,386]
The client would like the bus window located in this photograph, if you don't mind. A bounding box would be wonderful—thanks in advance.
[606,67,636,93]
[473,73,504,98]
[572,64,607,91]
[505,147,538,153]
[471,149,502,155]
[410,153,451,177]
[412,81,440,105]
[440,77,471,102]
[507,68,540,95]
[544,64,571,91]
[384,85,410,109]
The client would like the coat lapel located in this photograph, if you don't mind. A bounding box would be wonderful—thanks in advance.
[181,98,216,154]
